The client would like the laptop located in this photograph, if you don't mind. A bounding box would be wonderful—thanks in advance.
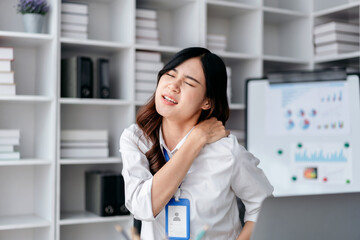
[251,192,360,240]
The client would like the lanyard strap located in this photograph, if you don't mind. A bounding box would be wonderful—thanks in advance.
[163,147,181,201]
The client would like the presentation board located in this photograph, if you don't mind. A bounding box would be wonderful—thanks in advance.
[246,74,360,196]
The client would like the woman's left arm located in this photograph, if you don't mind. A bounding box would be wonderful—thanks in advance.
[236,221,254,240]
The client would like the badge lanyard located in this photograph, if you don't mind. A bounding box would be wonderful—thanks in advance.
[163,148,190,240]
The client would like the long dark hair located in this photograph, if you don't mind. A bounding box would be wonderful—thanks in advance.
[136,47,229,174]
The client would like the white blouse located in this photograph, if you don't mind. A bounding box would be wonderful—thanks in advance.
[119,124,273,240]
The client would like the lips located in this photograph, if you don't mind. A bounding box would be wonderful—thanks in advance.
[162,95,178,104]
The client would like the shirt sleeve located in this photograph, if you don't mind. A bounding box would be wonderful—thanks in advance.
[119,127,155,221]
[230,137,274,223]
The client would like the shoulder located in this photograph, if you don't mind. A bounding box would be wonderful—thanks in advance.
[205,134,245,156]
[120,124,151,152]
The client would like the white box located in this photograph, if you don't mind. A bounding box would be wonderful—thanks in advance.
[136,9,157,20]
[0,84,15,95]
[0,152,20,160]
[314,22,359,36]
[135,81,157,92]
[0,72,14,84]
[61,23,88,32]
[314,31,359,45]
[0,47,14,60]
[61,13,89,25]
[136,51,161,62]
[135,71,158,82]
[62,2,88,15]
[60,148,109,158]
[136,19,157,29]
[136,38,160,46]
[62,31,88,39]
[136,61,164,72]
[0,61,11,72]
[136,28,159,39]
[61,130,108,141]
[315,42,359,54]
[0,129,20,138]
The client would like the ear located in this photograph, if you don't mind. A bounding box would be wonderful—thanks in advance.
[201,98,211,110]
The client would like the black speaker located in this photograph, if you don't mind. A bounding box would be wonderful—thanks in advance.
[97,58,110,98]
[85,171,117,216]
[61,56,93,98]
[85,171,130,217]
[116,174,130,215]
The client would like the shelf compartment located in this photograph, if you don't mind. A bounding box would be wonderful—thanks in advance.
[0,159,52,166]
[0,223,50,240]
[0,165,53,230]
[0,215,50,231]
[263,11,312,60]
[314,0,355,12]
[314,55,360,72]
[0,95,53,102]
[207,2,261,55]
[0,102,55,159]
[60,104,134,158]
[0,0,58,34]
[314,1,359,17]
[60,157,122,165]
[0,41,56,97]
[221,58,262,104]
[60,164,123,215]
[136,0,200,48]
[60,211,132,225]
[60,220,132,240]
[60,98,130,106]
[61,38,131,54]
[61,47,133,100]
[263,0,311,13]
[314,51,360,63]
[60,0,134,44]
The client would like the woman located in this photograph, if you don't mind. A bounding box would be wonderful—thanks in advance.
[120,47,273,240]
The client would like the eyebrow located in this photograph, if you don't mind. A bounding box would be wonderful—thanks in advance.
[173,68,201,85]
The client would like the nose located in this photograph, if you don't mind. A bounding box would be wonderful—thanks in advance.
[167,78,181,93]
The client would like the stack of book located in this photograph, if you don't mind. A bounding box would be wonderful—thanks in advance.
[0,129,20,160]
[135,51,163,102]
[61,130,109,158]
[136,9,159,45]
[207,34,227,52]
[61,2,89,39]
[314,21,359,56]
[226,66,232,104]
[0,47,15,96]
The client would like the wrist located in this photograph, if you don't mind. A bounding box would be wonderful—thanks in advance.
[190,127,207,147]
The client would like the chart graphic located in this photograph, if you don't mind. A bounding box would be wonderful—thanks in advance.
[266,81,350,136]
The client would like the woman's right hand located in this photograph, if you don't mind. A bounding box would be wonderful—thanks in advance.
[193,117,230,145]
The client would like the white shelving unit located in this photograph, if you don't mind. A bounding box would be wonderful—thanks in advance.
[0,0,358,239]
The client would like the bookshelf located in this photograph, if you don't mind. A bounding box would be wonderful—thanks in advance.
[0,0,358,239]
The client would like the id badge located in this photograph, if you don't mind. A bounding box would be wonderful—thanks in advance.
[165,198,190,240]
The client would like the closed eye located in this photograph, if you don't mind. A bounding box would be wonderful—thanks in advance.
[166,73,175,78]
[185,81,194,87]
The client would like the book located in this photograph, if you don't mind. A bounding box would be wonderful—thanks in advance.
[60,147,109,158]
[61,141,108,148]
[135,71,158,82]
[0,71,14,84]
[61,23,88,32]
[136,38,159,45]
[61,13,89,25]
[136,19,157,29]
[0,145,14,152]
[61,31,88,39]
[314,22,359,36]
[61,2,88,15]
[61,130,108,141]
[0,47,14,60]
[0,84,16,95]
[136,9,157,20]
[315,42,359,54]
[314,32,359,45]
[207,34,227,43]
[0,60,11,72]
[0,129,20,138]
[136,61,164,72]
[0,138,19,145]
[0,152,20,160]
[136,51,161,62]
[97,58,110,98]
[136,28,159,39]
[135,81,157,92]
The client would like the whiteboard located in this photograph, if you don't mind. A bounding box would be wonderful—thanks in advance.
[246,75,360,196]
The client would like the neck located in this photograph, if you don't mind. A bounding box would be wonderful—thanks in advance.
[161,118,196,151]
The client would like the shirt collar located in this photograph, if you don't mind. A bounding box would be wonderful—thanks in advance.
[159,125,195,158]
